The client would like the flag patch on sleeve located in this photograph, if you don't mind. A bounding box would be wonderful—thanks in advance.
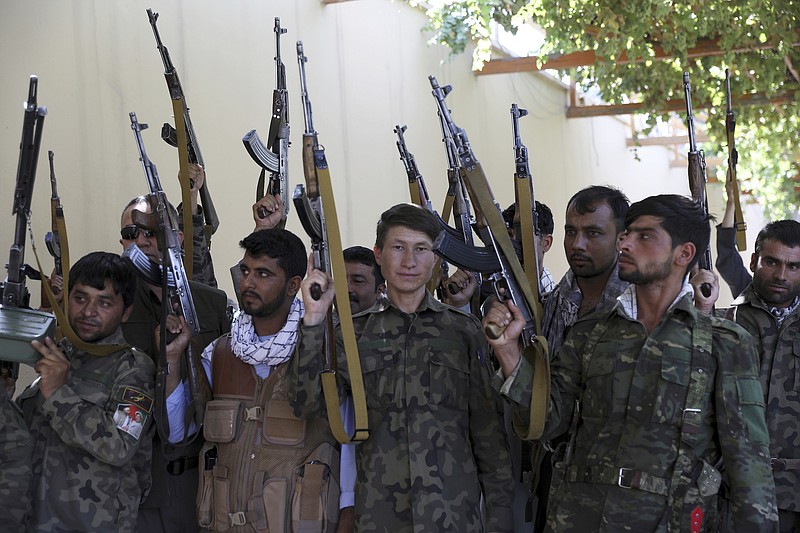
[121,387,153,413]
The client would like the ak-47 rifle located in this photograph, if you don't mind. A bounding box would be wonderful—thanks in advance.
[45,151,63,280]
[0,76,55,368]
[511,103,544,299]
[147,9,218,281]
[428,76,549,440]
[243,18,290,223]
[127,112,207,443]
[683,72,713,298]
[394,124,452,297]
[292,41,368,444]
[725,68,746,250]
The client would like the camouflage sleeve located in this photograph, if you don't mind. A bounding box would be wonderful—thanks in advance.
[467,321,514,532]
[497,323,584,442]
[177,203,218,288]
[0,384,32,525]
[39,353,156,466]
[287,322,328,418]
[713,325,779,530]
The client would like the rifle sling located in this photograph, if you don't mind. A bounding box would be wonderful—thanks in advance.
[514,175,539,296]
[728,165,747,251]
[315,160,369,443]
[35,214,126,356]
[171,98,194,280]
[460,159,550,440]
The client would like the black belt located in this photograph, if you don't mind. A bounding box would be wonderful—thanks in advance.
[167,455,199,476]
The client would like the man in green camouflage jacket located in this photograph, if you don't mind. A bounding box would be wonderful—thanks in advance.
[485,195,778,532]
[723,220,800,531]
[291,203,514,532]
[18,252,155,532]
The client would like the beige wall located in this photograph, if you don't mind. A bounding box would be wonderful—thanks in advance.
[1,0,731,319]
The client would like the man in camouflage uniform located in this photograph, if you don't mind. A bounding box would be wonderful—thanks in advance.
[723,220,800,531]
[294,203,514,532]
[485,195,778,531]
[119,196,230,533]
[0,377,32,526]
[18,251,155,532]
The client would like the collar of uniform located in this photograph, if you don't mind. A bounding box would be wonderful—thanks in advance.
[614,277,694,321]
[372,290,445,315]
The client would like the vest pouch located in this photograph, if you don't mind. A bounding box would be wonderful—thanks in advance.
[264,400,306,446]
[212,465,232,531]
[291,443,341,533]
[197,444,217,528]
[204,399,242,443]
[263,478,288,533]
[672,460,721,532]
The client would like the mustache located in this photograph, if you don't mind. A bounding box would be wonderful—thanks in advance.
[570,253,592,263]
[618,252,634,262]
[75,318,101,327]
[241,290,261,301]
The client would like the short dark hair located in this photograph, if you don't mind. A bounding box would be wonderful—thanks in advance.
[344,246,384,289]
[375,203,440,250]
[625,194,713,271]
[502,201,553,236]
[239,229,307,280]
[69,251,137,308]
[754,220,800,255]
[567,185,630,233]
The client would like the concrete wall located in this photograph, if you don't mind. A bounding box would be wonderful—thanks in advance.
[1,0,721,317]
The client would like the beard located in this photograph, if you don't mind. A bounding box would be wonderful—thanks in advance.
[241,287,288,318]
[618,255,673,286]
[752,274,800,307]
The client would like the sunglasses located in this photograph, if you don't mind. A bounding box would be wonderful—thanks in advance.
[120,225,156,240]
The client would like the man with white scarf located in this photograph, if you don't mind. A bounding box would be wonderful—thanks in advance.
[166,228,354,532]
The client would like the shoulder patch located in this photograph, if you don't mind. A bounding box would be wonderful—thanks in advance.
[121,387,153,413]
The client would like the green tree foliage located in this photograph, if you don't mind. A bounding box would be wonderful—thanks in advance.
[413,0,800,218]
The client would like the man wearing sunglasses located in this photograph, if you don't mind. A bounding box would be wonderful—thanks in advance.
[119,195,230,533]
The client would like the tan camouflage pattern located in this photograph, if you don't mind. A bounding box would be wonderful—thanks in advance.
[17,329,156,532]
[728,285,800,513]
[289,291,514,532]
[0,379,32,526]
[497,294,778,532]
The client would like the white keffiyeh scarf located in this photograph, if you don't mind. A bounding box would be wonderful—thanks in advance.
[230,298,304,366]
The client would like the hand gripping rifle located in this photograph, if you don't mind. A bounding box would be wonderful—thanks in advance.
[243,18,290,224]
[147,9,219,277]
[292,41,368,444]
[128,112,208,445]
[0,76,55,368]
[725,69,746,250]
[394,124,452,298]
[429,76,550,440]
[683,73,713,298]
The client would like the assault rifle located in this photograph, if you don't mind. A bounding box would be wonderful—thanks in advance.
[725,68,746,250]
[394,124,452,297]
[128,112,207,442]
[292,41,368,444]
[243,18,290,222]
[0,76,55,368]
[683,72,713,298]
[429,76,549,440]
[45,151,63,280]
[511,103,543,299]
[147,8,219,280]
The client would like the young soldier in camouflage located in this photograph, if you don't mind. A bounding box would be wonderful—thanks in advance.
[293,203,514,532]
[723,220,800,530]
[485,195,778,531]
[18,251,156,532]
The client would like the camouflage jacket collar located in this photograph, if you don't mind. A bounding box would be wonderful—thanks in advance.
[373,290,445,316]
[612,279,695,323]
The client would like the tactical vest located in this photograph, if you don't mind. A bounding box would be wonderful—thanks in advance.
[197,336,341,532]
